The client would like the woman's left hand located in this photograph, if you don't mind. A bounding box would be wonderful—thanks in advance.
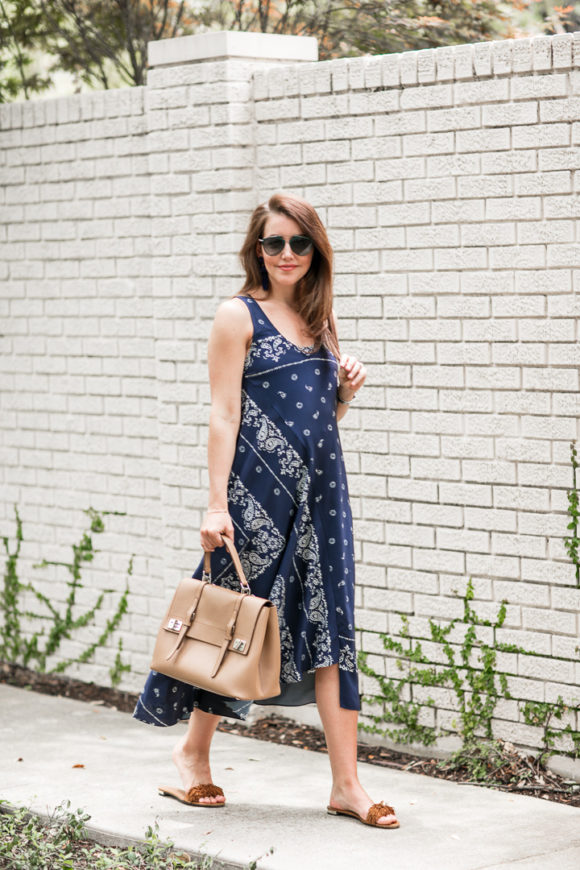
[338,354,366,400]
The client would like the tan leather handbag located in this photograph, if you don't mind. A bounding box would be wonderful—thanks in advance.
[150,536,281,701]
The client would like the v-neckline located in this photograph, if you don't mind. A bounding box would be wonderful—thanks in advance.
[243,296,320,355]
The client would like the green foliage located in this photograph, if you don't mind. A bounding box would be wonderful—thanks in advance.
[0,505,132,685]
[199,0,513,60]
[0,0,51,102]
[359,580,522,747]
[521,696,580,765]
[437,737,543,787]
[441,738,514,784]
[358,614,439,746]
[0,800,217,869]
[358,440,580,768]
[110,636,132,688]
[1,0,548,101]
[358,580,579,762]
[1,0,201,98]
[564,441,580,588]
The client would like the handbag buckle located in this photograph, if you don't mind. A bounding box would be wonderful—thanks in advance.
[167,618,183,632]
[232,638,246,652]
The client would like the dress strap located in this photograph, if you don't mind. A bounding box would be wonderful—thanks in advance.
[234,295,272,340]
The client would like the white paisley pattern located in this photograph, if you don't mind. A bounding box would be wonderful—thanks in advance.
[244,334,288,371]
[269,574,302,683]
[133,293,360,728]
[213,474,285,588]
[241,392,307,488]
[239,392,334,664]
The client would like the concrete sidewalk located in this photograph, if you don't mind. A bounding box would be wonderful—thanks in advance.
[0,685,578,870]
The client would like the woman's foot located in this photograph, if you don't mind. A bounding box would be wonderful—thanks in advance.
[172,734,225,805]
[328,781,398,827]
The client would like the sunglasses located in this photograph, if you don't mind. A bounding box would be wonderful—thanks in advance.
[259,235,314,257]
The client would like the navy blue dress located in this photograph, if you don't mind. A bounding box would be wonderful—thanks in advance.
[133,295,360,726]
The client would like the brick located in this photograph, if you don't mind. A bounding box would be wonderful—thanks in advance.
[440,390,494,413]
[415,593,464,619]
[511,74,568,100]
[254,98,299,121]
[413,502,465,530]
[551,586,580,610]
[427,105,479,134]
[402,130,454,157]
[466,553,520,581]
[518,654,574,683]
[394,83,452,111]
[386,478,437,507]
[363,587,413,613]
[523,607,576,635]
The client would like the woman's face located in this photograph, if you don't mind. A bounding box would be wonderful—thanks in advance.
[257,213,314,291]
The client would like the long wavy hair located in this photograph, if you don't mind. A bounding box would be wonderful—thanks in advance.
[238,192,339,359]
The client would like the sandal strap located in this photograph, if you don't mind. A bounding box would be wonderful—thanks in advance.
[185,783,224,802]
[366,802,396,825]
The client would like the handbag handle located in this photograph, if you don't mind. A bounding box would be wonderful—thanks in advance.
[202,535,251,594]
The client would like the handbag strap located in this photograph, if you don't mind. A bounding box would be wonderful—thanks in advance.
[165,581,206,661]
[210,592,245,678]
[203,535,251,593]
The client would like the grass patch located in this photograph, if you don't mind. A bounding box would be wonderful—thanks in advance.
[0,801,215,869]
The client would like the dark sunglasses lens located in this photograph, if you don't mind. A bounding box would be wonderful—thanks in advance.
[261,236,285,255]
[290,236,313,255]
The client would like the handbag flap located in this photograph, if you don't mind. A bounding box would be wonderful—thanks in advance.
[163,577,273,656]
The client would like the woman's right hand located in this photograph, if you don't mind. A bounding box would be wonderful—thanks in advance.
[200,510,234,552]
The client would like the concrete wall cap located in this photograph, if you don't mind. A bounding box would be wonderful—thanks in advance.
[148,30,318,68]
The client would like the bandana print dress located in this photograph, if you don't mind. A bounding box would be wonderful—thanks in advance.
[133,295,360,726]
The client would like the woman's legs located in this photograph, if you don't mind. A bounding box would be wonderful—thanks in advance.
[315,663,398,826]
[172,707,225,804]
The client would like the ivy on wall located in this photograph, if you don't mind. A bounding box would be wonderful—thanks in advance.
[0,505,132,687]
[358,582,580,761]
[358,442,580,764]
[564,441,580,588]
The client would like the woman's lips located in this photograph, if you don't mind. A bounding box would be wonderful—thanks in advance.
[279,265,296,271]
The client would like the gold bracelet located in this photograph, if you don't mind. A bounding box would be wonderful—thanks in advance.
[207,508,228,514]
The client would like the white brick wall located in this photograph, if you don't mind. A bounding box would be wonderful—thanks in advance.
[1,31,579,754]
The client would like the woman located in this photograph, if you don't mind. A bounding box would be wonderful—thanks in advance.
[134,192,399,829]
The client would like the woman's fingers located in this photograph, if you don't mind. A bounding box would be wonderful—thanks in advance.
[201,514,233,551]
[339,356,366,393]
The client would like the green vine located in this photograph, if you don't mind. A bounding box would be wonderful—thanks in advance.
[358,440,580,765]
[521,696,580,766]
[358,615,439,746]
[359,580,526,747]
[564,441,580,588]
[358,580,580,762]
[0,505,132,685]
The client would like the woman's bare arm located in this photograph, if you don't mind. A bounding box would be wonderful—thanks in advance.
[201,298,252,550]
[331,309,366,422]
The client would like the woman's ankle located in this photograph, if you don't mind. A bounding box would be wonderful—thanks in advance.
[330,775,361,795]
[172,741,209,766]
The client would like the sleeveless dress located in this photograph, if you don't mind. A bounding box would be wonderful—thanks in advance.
[133,295,360,726]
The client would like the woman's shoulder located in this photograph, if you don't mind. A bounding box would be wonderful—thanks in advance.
[211,294,255,342]
[216,294,252,317]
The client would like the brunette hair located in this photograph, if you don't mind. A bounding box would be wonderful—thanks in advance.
[238,191,339,359]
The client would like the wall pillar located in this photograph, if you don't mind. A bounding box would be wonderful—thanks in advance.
[146,32,317,590]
